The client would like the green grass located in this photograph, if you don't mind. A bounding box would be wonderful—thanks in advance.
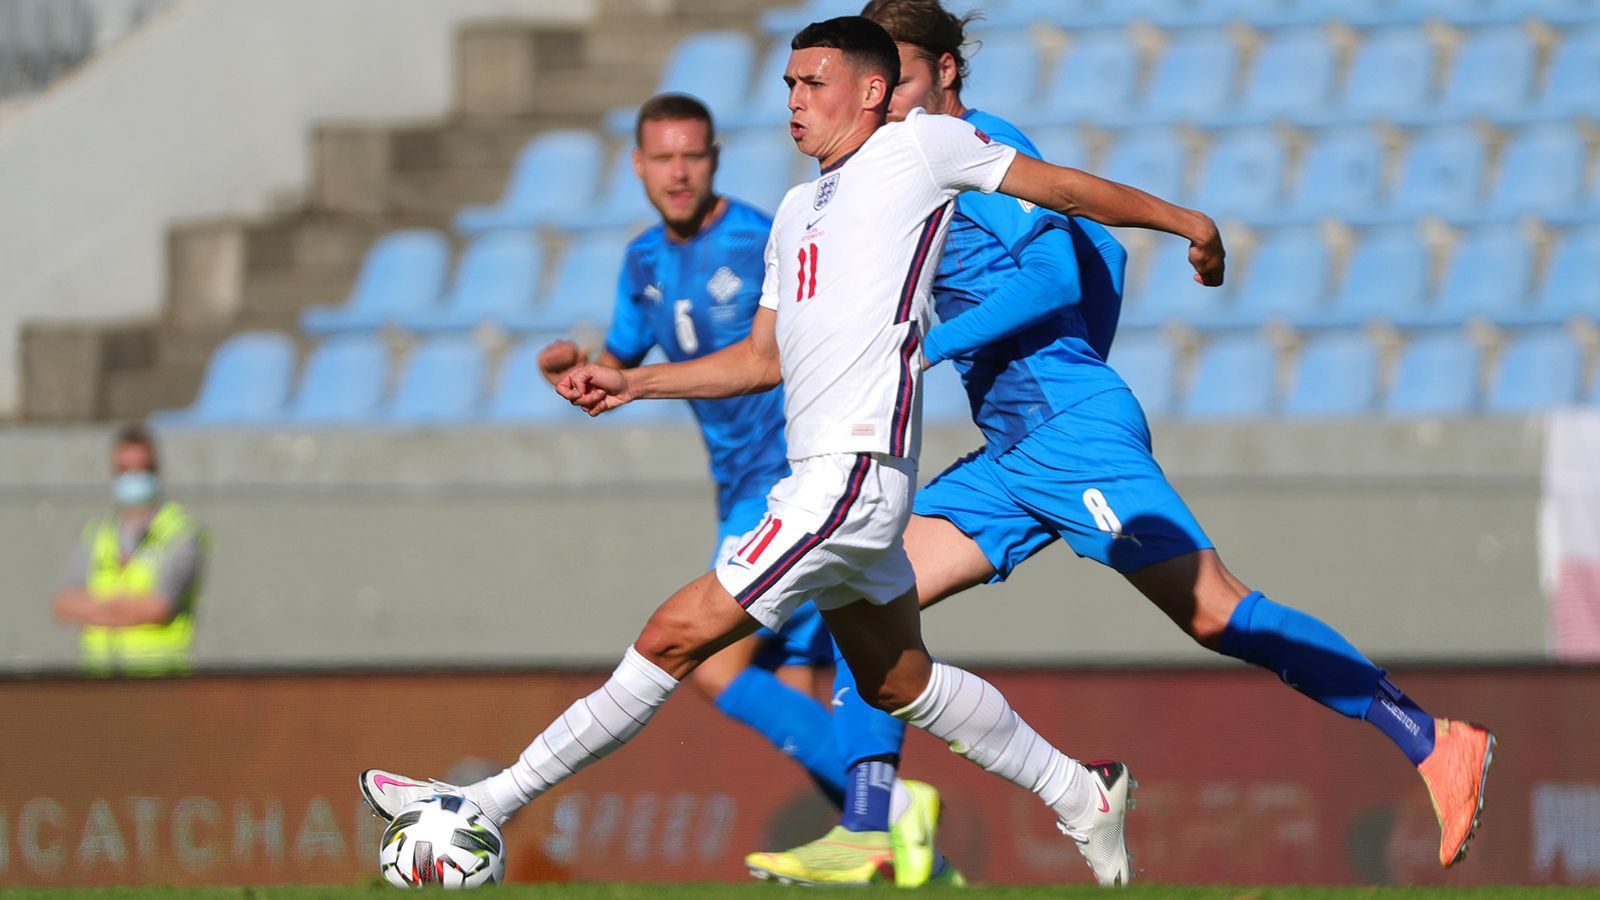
[2,885,1599,899]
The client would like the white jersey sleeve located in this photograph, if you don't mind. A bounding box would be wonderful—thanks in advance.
[903,107,1018,196]
[759,218,781,311]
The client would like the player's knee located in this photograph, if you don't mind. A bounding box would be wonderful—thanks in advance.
[1188,591,1243,652]
[871,668,928,714]
[633,619,704,676]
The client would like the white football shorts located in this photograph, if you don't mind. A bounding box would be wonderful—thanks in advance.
[715,452,917,630]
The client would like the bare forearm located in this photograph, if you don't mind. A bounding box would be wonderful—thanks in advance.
[55,591,175,627]
[625,340,779,400]
[1049,168,1214,242]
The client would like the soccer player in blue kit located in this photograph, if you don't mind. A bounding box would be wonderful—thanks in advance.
[748,0,1496,884]
[534,92,953,882]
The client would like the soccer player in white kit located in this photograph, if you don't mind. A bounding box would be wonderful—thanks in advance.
[361,16,1224,886]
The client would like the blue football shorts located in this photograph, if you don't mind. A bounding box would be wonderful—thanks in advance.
[914,387,1212,581]
[714,493,834,668]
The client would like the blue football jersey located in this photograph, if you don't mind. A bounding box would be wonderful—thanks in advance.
[605,199,789,518]
[927,109,1132,457]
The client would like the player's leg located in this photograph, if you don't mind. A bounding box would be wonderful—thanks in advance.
[360,570,761,825]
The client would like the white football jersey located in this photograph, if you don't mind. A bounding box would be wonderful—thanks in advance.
[760,108,1017,461]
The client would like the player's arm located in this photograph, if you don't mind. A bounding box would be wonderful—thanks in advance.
[559,307,780,414]
[538,247,654,387]
[999,155,1224,286]
[536,340,629,387]
[51,535,196,628]
[922,219,1081,367]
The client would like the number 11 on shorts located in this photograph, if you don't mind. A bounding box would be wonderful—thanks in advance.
[736,515,784,564]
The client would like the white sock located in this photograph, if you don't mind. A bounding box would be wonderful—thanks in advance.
[890,778,911,824]
[894,662,1091,826]
[466,646,678,825]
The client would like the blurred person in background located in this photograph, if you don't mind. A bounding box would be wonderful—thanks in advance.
[51,423,206,676]
[530,92,956,883]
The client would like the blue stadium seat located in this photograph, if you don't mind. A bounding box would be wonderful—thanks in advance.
[515,231,634,332]
[1125,235,1229,327]
[288,335,390,423]
[404,233,544,333]
[1107,330,1177,416]
[1481,125,1587,219]
[552,149,652,232]
[1384,332,1480,417]
[1030,127,1091,168]
[171,332,297,424]
[1430,26,1535,119]
[987,0,1115,28]
[1209,226,1330,329]
[1101,129,1188,204]
[300,230,451,335]
[1420,225,1534,326]
[1283,331,1381,417]
[1230,27,1336,123]
[1314,226,1430,327]
[1542,0,1600,27]
[1526,26,1600,119]
[1378,126,1487,220]
[922,359,972,424]
[453,130,605,234]
[1180,334,1278,418]
[485,338,589,424]
[1330,27,1435,122]
[1486,329,1584,413]
[388,337,487,424]
[717,129,795,214]
[1274,127,1385,222]
[1527,225,1600,326]
[760,0,858,37]
[961,31,1042,124]
[1131,29,1237,124]
[1027,30,1139,125]
[722,41,794,130]
[603,32,757,134]
[1189,128,1287,219]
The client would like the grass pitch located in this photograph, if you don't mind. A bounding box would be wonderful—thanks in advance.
[1,885,1598,899]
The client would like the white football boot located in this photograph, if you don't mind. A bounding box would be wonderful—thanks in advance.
[360,769,463,821]
[1058,760,1136,887]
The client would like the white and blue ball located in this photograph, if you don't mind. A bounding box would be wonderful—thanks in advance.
[378,794,506,889]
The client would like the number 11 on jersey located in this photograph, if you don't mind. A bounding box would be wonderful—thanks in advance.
[796,243,818,302]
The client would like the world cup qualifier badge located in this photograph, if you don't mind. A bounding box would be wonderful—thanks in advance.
[814,173,840,210]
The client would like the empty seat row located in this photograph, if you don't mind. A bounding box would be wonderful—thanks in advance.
[1116,327,1600,418]
[1125,224,1600,330]
[655,23,1600,136]
[300,229,631,336]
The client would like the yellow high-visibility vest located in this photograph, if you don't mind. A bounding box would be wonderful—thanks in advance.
[80,501,204,676]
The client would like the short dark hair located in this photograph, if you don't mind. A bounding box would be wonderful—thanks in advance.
[113,422,159,471]
[861,0,982,94]
[791,16,901,90]
[634,92,715,148]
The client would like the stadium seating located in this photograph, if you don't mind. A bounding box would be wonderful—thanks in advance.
[1026,29,1140,125]
[1484,328,1585,413]
[552,149,653,233]
[405,233,544,333]
[1188,127,1287,220]
[288,335,390,423]
[1528,225,1600,326]
[1480,124,1588,220]
[1125,234,1230,328]
[1107,330,1178,416]
[1428,25,1537,120]
[721,41,795,130]
[717,129,796,214]
[1523,25,1600,119]
[1419,224,1534,326]
[1131,28,1238,125]
[164,331,296,425]
[960,31,1041,125]
[1311,225,1430,328]
[300,230,451,335]
[1180,333,1278,417]
[1376,125,1487,221]
[1101,128,1189,205]
[453,130,606,234]
[517,231,634,333]
[1327,27,1435,123]
[1206,226,1329,329]
[387,337,487,424]
[604,31,757,134]
[1385,331,1481,416]
[1270,127,1386,223]
[486,338,591,423]
[1282,330,1381,417]
[1227,27,1336,123]
[1030,127,1092,168]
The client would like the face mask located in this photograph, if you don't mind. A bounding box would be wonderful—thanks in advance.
[113,470,160,508]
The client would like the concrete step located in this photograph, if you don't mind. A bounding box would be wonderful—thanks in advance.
[391,124,544,172]
[584,20,758,70]
[105,365,205,421]
[240,269,363,319]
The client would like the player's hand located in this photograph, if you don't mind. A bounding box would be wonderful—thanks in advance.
[537,339,587,381]
[558,362,631,416]
[1188,216,1226,287]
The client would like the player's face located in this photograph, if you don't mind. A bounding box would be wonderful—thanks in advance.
[634,117,718,231]
[887,44,950,121]
[112,441,155,475]
[785,47,884,160]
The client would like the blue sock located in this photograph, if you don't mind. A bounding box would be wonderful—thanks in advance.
[715,667,845,808]
[831,650,907,773]
[1219,591,1436,764]
[839,758,897,832]
[1364,676,1437,766]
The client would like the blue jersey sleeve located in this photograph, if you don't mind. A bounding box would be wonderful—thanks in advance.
[923,193,1083,367]
[603,246,654,366]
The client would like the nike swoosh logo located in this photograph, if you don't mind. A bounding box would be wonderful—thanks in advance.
[832,687,850,709]
[1097,786,1111,813]
[374,774,423,792]
[806,219,822,230]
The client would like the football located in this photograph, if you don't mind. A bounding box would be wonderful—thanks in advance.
[379,794,506,889]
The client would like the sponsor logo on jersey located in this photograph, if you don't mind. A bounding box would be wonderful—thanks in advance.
[643,283,663,303]
[973,127,992,144]
[1017,198,1037,213]
[707,266,742,303]
[813,172,840,210]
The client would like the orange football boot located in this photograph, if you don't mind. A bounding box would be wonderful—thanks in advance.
[1417,719,1496,867]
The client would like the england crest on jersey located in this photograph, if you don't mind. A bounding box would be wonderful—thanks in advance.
[813,173,840,210]
[707,266,742,303]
